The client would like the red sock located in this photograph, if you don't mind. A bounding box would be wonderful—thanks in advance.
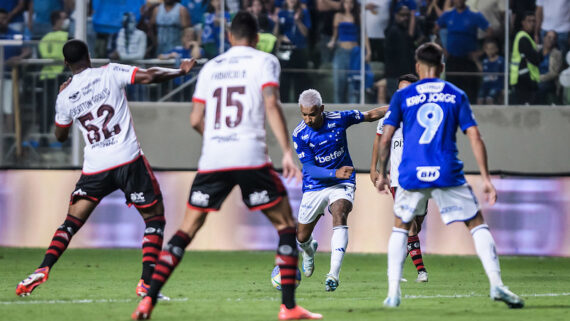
[277,227,298,309]
[141,215,165,283]
[148,230,191,304]
[407,235,426,272]
[40,215,85,268]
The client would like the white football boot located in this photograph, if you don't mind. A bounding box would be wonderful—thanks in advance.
[302,240,318,277]
[490,285,524,308]
[415,271,428,283]
[324,274,339,292]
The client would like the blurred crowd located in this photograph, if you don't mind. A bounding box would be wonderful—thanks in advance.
[1,0,570,105]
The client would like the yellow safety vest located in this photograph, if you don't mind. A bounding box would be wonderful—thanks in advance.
[38,31,68,80]
[256,32,277,53]
[510,31,539,86]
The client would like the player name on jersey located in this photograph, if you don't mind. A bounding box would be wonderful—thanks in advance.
[405,92,458,107]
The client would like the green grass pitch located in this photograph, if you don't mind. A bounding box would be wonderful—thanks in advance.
[1,248,569,321]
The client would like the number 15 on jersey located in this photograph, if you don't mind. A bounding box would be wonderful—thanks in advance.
[212,86,246,130]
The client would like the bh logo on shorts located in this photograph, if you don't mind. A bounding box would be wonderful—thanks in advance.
[416,166,440,182]
[249,190,270,206]
[130,192,146,203]
[191,191,210,207]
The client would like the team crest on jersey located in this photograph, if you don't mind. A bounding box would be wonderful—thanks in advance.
[249,190,270,206]
[68,91,81,102]
[416,166,441,182]
[191,191,210,207]
[130,192,146,203]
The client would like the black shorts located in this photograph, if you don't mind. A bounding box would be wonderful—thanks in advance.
[187,165,287,212]
[71,155,162,208]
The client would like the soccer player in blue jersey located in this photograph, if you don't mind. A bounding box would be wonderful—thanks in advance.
[293,89,387,292]
[376,42,523,308]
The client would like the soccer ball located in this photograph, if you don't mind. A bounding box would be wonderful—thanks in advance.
[271,265,301,290]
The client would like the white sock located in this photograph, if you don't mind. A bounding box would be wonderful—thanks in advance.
[329,225,348,278]
[297,235,315,256]
[471,224,503,288]
[387,227,409,298]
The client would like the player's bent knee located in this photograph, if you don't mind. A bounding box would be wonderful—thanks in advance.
[465,211,485,230]
[68,198,98,221]
[180,209,209,237]
[137,200,165,219]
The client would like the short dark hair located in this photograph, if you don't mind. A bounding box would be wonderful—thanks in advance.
[230,11,258,42]
[0,9,8,15]
[63,39,89,64]
[521,11,535,22]
[415,42,443,67]
[398,73,418,85]
[50,11,63,26]
[483,37,499,47]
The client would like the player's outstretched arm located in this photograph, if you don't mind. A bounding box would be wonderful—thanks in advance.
[362,105,389,122]
[263,86,301,181]
[466,126,497,205]
[54,126,70,142]
[134,58,196,84]
[376,124,395,194]
[370,134,381,185]
[190,101,205,135]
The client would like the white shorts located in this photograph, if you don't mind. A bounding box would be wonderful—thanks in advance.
[394,184,480,225]
[298,183,355,224]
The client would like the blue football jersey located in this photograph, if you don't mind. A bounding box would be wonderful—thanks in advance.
[292,110,364,192]
[384,78,478,189]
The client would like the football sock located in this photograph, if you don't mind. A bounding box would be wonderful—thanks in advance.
[329,225,348,278]
[471,224,503,287]
[387,227,409,298]
[407,234,426,272]
[148,230,191,305]
[141,215,165,284]
[277,227,298,309]
[297,235,315,256]
[39,215,85,269]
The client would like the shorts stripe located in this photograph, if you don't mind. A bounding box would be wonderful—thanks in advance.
[69,195,100,205]
[268,167,285,194]
[134,199,158,209]
[197,162,273,174]
[248,196,282,211]
[186,203,219,212]
[141,155,161,196]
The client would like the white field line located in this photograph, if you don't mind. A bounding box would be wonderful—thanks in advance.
[404,292,570,299]
[1,292,569,305]
[0,297,188,305]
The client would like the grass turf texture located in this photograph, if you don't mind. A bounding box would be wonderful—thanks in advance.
[1,248,569,321]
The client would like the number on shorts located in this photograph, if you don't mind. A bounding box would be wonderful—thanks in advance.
[213,86,245,129]
[78,105,121,144]
[416,103,443,144]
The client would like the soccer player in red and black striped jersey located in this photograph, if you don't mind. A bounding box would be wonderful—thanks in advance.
[370,74,429,283]
[15,39,195,299]
[131,11,321,320]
